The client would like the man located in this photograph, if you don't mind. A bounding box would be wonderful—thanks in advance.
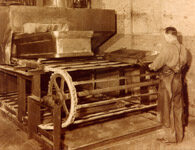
[149,27,187,143]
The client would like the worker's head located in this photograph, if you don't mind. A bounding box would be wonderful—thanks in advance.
[164,27,178,43]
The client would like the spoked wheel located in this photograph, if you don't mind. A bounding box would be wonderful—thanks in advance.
[40,70,78,130]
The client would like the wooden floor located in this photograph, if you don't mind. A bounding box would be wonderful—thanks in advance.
[0,114,42,150]
[62,113,161,149]
[87,116,195,150]
[0,111,195,150]
[100,119,195,150]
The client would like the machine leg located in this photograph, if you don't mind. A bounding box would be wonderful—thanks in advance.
[28,96,41,138]
[140,67,149,104]
[53,104,62,150]
[0,72,5,94]
[32,75,41,97]
[17,76,26,122]
[28,74,41,138]
[2,73,7,95]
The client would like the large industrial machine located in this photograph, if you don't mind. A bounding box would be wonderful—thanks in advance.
[0,1,160,150]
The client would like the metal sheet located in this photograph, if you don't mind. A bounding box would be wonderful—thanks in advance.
[0,6,13,64]
[9,6,115,32]
[13,31,94,58]
[104,49,158,65]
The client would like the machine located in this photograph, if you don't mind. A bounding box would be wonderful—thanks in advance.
[0,1,160,150]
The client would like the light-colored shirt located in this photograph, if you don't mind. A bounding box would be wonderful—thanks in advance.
[149,40,187,73]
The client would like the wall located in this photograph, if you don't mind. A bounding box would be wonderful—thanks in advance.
[131,0,163,51]
[91,0,132,52]
[92,0,195,116]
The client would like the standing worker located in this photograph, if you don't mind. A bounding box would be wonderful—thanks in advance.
[149,27,188,143]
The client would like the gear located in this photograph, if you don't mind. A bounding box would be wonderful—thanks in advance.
[44,70,78,129]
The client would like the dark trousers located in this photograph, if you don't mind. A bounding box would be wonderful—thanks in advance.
[157,73,184,142]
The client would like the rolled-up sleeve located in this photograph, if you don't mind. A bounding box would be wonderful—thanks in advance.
[149,49,168,71]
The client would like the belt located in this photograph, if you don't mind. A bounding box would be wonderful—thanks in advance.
[161,65,182,76]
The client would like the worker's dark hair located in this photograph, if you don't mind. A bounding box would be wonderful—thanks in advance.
[165,27,177,36]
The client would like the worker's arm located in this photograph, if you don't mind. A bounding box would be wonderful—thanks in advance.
[149,48,167,71]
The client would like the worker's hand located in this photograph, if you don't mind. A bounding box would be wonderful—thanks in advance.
[148,64,153,70]
[151,50,159,56]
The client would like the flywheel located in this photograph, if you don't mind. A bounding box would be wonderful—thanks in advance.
[40,70,78,130]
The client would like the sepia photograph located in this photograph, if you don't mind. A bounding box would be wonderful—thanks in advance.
[0,0,194,149]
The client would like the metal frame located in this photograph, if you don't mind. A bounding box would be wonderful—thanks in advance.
[0,58,160,150]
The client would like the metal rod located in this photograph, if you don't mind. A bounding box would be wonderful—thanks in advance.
[77,107,129,119]
[43,60,108,67]
[77,92,158,109]
[76,80,159,98]
[74,103,157,124]
[47,61,122,70]
[73,72,159,86]
[0,92,17,96]
[46,63,130,73]
[8,101,18,105]
[65,63,130,72]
